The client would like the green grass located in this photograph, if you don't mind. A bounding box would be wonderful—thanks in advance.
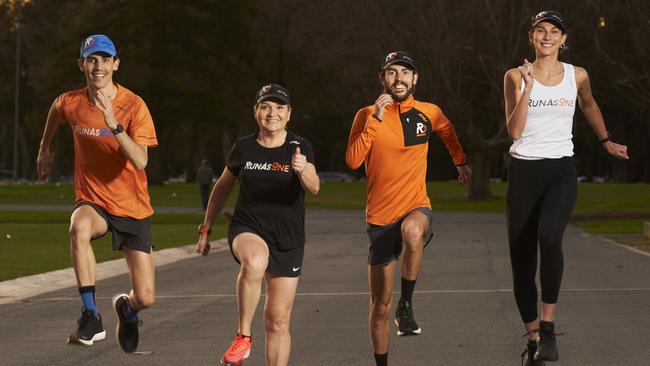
[0,181,647,280]
[0,212,227,281]
[573,219,648,234]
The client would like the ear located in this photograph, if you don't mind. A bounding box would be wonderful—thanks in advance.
[113,58,120,71]
[77,59,84,72]
[413,72,418,85]
[286,107,292,122]
[378,71,388,90]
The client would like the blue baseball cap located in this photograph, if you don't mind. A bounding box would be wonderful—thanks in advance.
[80,34,117,58]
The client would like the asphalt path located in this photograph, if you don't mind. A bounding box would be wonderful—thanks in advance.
[1,209,649,365]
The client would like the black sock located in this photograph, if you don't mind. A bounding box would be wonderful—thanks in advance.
[374,352,388,366]
[400,278,416,303]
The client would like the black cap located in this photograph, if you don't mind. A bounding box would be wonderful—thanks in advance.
[382,51,417,71]
[255,84,291,105]
[531,11,566,31]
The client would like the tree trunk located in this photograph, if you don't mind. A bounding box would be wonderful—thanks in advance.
[467,150,492,200]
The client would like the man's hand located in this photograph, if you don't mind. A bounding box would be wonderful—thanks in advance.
[36,148,53,181]
[456,164,472,184]
[94,90,118,130]
[374,94,393,121]
[292,147,307,175]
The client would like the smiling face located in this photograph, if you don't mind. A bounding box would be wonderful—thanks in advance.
[77,52,119,91]
[529,21,567,57]
[380,64,418,102]
[254,99,291,134]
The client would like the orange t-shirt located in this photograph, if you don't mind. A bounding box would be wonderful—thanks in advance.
[53,84,158,219]
[346,95,465,226]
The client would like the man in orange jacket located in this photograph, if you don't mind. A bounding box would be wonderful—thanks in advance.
[346,51,471,366]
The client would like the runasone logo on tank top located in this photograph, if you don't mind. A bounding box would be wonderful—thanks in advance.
[244,161,290,173]
[529,98,575,108]
[74,125,114,137]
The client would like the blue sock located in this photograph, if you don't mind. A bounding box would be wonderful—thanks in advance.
[123,301,139,321]
[79,286,98,316]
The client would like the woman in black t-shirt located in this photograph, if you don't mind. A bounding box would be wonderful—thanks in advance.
[196,84,319,366]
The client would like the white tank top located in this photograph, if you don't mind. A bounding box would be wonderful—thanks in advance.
[509,62,577,160]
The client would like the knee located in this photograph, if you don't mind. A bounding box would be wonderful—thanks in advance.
[401,222,425,251]
[370,295,392,320]
[538,232,563,255]
[69,220,93,246]
[264,312,291,335]
[239,254,267,280]
[133,289,155,309]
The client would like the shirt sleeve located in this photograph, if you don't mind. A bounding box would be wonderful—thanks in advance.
[300,138,315,164]
[127,96,158,147]
[430,106,466,166]
[226,141,242,176]
[345,107,382,170]
[52,93,68,124]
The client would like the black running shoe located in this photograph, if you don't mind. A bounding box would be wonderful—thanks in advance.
[112,293,140,353]
[522,349,546,366]
[67,308,106,346]
[394,300,421,336]
[521,343,546,366]
[535,321,559,361]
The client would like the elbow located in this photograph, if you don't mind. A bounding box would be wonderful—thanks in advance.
[134,158,148,170]
[345,155,361,170]
[506,125,521,140]
[310,183,320,195]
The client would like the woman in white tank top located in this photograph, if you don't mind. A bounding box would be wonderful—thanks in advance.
[502,10,629,366]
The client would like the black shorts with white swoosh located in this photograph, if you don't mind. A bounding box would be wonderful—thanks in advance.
[228,224,304,277]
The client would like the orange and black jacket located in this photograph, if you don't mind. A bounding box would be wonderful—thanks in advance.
[346,95,466,226]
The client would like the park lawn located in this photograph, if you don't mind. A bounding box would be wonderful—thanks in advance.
[1,181,648,215]
[0,182,647,280]
[0,212,227,282]
[573,218,647,234]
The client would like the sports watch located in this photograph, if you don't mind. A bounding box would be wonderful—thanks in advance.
[111,124,125,135]
[198,224,211,235]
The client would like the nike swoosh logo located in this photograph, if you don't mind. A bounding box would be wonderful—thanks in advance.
[292,267,301,272]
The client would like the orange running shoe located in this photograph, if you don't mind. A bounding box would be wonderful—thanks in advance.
[221,334,252,365]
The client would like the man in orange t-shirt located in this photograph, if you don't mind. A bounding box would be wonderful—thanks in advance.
[37,35,157,354]
[346,51,471,366]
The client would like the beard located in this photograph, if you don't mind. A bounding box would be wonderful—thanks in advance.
[385,82,416,102]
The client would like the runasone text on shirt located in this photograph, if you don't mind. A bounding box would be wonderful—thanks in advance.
[244,161,290,173]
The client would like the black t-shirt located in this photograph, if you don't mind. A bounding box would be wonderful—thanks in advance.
[227,131,315,250]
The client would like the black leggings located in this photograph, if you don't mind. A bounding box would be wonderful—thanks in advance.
[506,157,577,323]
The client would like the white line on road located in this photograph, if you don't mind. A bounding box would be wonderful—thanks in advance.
[22,287,650,302]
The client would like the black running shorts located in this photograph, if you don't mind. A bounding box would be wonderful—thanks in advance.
[76,201,154,253]
[228,224,304,278]
[366,207,434,266]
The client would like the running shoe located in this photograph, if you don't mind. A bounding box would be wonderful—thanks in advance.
[521,347,546,366]
[67,308,106,346]
[221,334,252,365]
[112,293,141,353]
[535,321,559,361]
[394,299,421,336]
